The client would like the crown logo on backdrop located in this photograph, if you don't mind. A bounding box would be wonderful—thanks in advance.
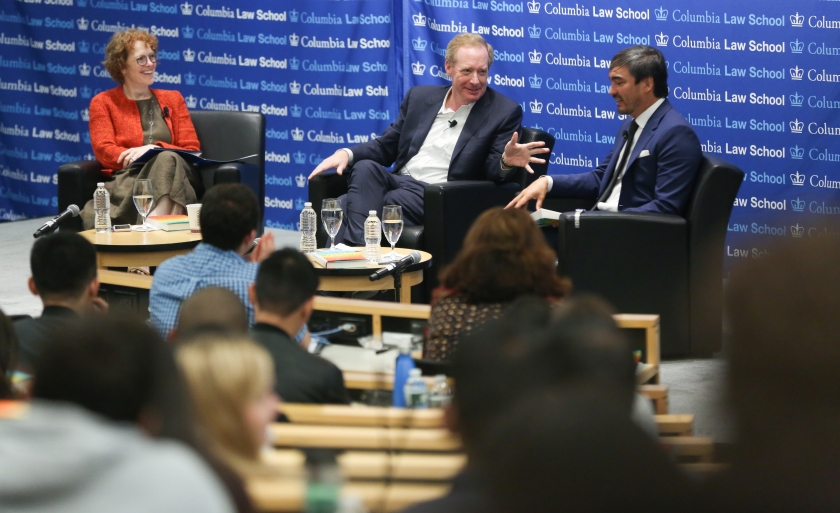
[77,0,87,6]
[790,171,805,185]
[78,63,91,76]
[412,37,427,51]
[80,86,92,98]
[528,25,541,38]
[790,39,803,53]
[83,132,91,144]
[529,75,542,88]
[790,12,804,27]
[293,151,306,164]
[791,224,804,238]
[289,57,300,70]
[185,95,197,108]
[180,2,193,15]
[790,92,803,106]
[655,7,668,20]
[411,62,426,75]
[78,40,90,53]
[527,0,540,13]
[184,72,195,85]
[84,152,95,160]
[295,174,307,187]
[412,12,427,26]
[183,48,195,62]
[182,26,194,38]
[529,99,543,114]
[790,66,803,80]
[77,17,89,30]
[792,197,805,211]
[289,81,301,94]
[295,198,306,210]
[655,32,669,47]
[289,33,299,46]
[289,9,299,22]
[80,108,90,121]
[529,49,542,63]
[790,119,804,133]
[790,146,804,160]
[291,104,302,117]
[291,128,304,141]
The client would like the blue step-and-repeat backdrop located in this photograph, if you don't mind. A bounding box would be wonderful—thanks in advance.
[1,0,838,269]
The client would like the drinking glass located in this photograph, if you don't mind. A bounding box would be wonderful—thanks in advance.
[382,205,403,261]
[321,198,343,249]
[132,179,155,231]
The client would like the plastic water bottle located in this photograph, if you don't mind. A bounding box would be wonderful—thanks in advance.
[428,374,453,409]
[404,368,429,409]
[93,182,111,233]
[392,341,415,408]
[304,449,342,513]
[364,210,381,263]
[299,202,317,253]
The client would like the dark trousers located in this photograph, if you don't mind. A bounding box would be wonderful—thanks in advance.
[337,160,426,246]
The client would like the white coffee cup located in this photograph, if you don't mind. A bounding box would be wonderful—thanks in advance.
[186,203,201,233]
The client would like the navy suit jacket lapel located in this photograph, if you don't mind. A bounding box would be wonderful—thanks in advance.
[623,100,671,174]
[598,119,633,198]
[451,89,492,164]
[406,87,448,162]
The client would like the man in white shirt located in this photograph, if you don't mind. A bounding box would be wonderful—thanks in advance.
[310,33,549,245]
[507,45,702,216]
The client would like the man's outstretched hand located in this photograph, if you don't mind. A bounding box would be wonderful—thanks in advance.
[502,132,551,174]
[309,150,350,179]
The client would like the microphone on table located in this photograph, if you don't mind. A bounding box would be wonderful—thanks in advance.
[448,119,457,128]
[369,251,422,282]
[33,204,79,238]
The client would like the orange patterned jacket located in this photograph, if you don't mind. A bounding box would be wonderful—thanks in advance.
[88,86,200,177]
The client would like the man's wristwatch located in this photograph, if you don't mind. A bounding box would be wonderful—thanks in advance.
[500,153,513,169]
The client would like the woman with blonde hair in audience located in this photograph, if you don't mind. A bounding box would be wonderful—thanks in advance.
[425,207,571,361]
[176,335,280,477]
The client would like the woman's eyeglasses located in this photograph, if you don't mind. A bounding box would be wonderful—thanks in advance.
[135,54,157,66]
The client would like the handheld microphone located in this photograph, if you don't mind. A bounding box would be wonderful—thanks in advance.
[448,119,457,128]
[369,251,421,281]
[33,204,79,238]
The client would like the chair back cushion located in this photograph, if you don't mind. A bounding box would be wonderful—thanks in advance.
[190,111,265,163]
[517,127,556,188]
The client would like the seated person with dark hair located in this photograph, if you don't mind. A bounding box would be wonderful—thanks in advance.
[14,232,107,372]
[169,287,250,342]
[249,249,350,405]
[150,183,275,337]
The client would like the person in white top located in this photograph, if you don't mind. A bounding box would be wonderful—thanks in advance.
[309,33,550,246]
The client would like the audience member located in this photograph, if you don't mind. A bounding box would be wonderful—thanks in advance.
[0,315,243,512]
[150,183,275,336]
[249,249,350,404]
[14,232,106,372]
[425,207,570,360]
[697,236,840,513]
[177,334,279,477]
[170,287,249,341]
[0,309,17,399]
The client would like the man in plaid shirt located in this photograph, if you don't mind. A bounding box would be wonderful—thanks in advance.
[150,184,275,337]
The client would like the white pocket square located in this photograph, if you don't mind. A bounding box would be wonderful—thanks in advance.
[639,149,650,158]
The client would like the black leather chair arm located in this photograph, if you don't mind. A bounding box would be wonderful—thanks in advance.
[57,160,104,232]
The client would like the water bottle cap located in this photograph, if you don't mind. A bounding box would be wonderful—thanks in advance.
[304,202,312,207]
[97,182,104,187]
[409,368,422,377]
[369,210,377,215]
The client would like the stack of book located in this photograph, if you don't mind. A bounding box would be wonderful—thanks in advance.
[307,248,369,269]
[146,215,190,231]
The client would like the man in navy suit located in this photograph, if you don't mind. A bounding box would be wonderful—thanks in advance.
[310,33,549,245]
[507,45,702,215]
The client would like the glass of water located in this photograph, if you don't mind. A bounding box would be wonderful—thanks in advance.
[132,179,155,231]
[321,198,343,249]
[382,204,403,261]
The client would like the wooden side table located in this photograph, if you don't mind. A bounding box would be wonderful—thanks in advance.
[79,229,202,268]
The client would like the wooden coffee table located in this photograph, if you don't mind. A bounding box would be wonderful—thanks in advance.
[79,229,202,268]
[311,248,432,304]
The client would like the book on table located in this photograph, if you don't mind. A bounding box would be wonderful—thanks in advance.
[530,208,562,227]
[146,215,190,231]
[308,249,369,269]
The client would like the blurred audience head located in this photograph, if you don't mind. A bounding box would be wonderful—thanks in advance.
[32,315,195,442]
[173,287,249,341]
[176,334,278,474]
[29,232,99,309]
[251,249,319,319]
[440,207,570,303]
[199,184,259,252]
[102,28,158,83]
[0,309,17,399]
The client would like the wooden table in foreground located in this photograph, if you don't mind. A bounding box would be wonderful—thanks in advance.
[311,248,432,304]
[80,229,202,268]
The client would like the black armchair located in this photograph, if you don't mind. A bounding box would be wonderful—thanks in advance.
[57,110,266,232]
[543,154,744,357]
[308,127,556,302]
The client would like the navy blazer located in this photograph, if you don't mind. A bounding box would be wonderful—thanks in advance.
[548,99,702,215]
[349,85,523,183]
